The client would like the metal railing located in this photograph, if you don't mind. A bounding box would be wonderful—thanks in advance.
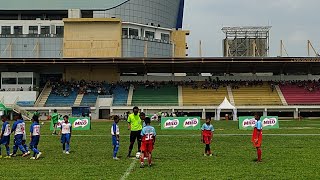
[0,34,63,38]
[122,35,171,44]
[12,99,32,121]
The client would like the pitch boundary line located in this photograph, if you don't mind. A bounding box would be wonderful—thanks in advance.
[120,159,137,180]
[41,134,320,137]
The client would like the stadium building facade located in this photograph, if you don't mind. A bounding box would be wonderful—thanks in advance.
[0,0,188,58]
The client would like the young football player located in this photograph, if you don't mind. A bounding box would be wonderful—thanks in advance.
[51,109,59,135]
[22,116,30,155]
[0,115,11,158]
[140,117,156,168]
[139,112,146,127]
[29,116,42,160]
[201,117,214,156]
[111,115,120,160]
[11,114,28,157]
[59,115,72,154]
[252,113,263,162]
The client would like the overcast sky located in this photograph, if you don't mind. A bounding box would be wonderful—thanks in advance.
[183,0,320,57]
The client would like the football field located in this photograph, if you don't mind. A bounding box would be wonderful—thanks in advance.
[0,120,320,180]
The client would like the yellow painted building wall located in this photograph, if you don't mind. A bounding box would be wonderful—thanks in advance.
[63,65,120,82]
[63,18,122,58]
[171,30,189,57]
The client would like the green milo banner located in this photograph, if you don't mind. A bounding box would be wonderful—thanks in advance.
[50,117,91,131]
[239,116,280,130]
[161,117,201,130]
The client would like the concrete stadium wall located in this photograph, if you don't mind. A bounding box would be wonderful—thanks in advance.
[0,91,37,105]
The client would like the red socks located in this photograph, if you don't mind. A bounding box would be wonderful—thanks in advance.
[257,148,262,161]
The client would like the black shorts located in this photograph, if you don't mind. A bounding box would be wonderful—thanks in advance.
[130,130,142,143]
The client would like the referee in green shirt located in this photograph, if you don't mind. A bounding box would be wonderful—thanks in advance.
[127,106,142,157]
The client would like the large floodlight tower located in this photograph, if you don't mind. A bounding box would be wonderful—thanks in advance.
[222,26,271,57]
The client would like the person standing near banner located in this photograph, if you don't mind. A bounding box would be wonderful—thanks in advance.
[127,106,142,158]
[51,109,59,135]
[251,113,263,162]
[33,110,40,118]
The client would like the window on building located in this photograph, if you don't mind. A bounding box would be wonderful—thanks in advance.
[14,26,22,35]
[56,26,64,35]
[18,78,32,84]
[41,26,50,34]
[122,28,128,36]
[1,26,11,35]
[129,28,139,37]
[161,33,170,42]
[29,26,38,35]
[2,78,17,84]
[145,31,155,39]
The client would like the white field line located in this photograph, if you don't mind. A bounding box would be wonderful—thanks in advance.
[41,134,320,137]
[120,159,137,180]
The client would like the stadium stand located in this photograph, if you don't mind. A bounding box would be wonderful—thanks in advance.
[132,85,178,106]
[112,85,129,106]
[80,94,98,106]
[280,81,320,105]
[45,91,78,107]
[232,82,282,105]
[38,80,320,107]
[182,86,228,105]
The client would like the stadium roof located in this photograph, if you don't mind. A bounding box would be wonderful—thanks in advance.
[0,0,128,10]
[0,57,319,74]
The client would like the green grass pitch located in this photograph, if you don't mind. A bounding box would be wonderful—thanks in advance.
[0,120,319,180]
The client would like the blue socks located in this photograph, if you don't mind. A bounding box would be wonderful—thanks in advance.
[113,145,119,158]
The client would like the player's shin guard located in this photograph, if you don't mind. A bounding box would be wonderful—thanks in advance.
[113,145,119,158]
[18,145,26,153]
[23,144,29,152]
[257,148,262,161]
[148,153,152,165]
[205,144,210,154]
[140,152,144,164]
[66,143,70,152]
[12,145,18,155]
[6,146,10,156]
[207,145,211,154]
[32,147,40,155]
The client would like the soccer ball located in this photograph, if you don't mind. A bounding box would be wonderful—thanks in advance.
[41,122,44,125]
[135,152,141,159]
